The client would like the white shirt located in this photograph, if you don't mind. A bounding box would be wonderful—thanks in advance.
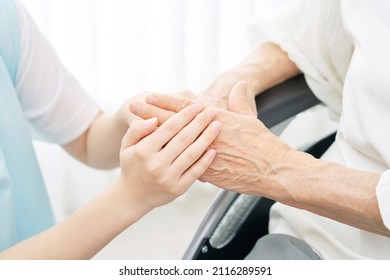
[0,1,99,251]
[249,0,390,259]
[15,1,99,145]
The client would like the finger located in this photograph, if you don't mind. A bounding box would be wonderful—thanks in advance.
[121,118,158,150]
[129,102,175,125]
[198,176,207,183]
[143,103,203,151]
[146,94,195,113]
[173,121,221,175]
[228,80,254,115]
[159,108,217,164]
[178,149,217,188]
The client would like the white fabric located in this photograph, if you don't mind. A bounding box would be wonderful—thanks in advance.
[14,1,100,145]
[377,170,390,230]
[249,0,390,259]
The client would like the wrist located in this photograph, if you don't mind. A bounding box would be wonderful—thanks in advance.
[249,144,308,203]
[218,63,266,98]
[238,43,301,95]
[266,149,320,205]
[107,177,152,227]
[117,98,134,126]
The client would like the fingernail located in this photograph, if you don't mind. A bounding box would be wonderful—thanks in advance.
[206,149,216,159]
[190,103,202,113]
[210,121,221,132]
[143,117,157,127]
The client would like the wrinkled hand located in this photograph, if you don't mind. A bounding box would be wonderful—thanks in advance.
[117,103,221,214]
[130,84,292,196]
[199,107,291,195]
[196,64,262,114]
[199,80,257,116]
[197,86,291,193]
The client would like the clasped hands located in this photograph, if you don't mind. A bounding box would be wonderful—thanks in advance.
[130,81,294,198]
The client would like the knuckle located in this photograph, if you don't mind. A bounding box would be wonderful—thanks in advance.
[136,103,153,118]
[157,175,171,186]
[186,149,199,162]
[133,145,148,159]
[164,122,178,134]
[147,161,163,177]
[144,105,154,118]
[162,112,174,123]
[179,99,192,110]
[163,184,182,197]
[155,169,178,189]
[177,133,193,146]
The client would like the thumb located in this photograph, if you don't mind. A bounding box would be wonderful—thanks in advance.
[121,117,158,150]
[228,80,254,115]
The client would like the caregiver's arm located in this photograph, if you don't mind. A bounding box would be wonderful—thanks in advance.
[0,105,220,259]
[16,1,152,170]
[63,91,195,169]
[62,98,136,170]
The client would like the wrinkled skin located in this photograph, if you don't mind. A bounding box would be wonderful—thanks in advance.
[198,108,292,195]
[130,81,292,197]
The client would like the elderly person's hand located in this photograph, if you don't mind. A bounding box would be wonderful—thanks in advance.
[129,82,293,197]
[129,85,390,238]
[196,67,259,115]
[129,80,256,124]
[198,102,292,195]
[194,43,301,115]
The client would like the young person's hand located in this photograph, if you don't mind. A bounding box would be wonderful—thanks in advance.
[0,104,220,260]
[114,103,221,217]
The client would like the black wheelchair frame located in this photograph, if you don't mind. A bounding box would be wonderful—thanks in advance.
[183,75,335,260]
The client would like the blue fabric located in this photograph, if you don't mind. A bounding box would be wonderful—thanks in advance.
[0,0,55,251]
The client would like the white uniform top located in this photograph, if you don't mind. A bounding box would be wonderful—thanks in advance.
[15,0,99,145]
[249,0,390,259]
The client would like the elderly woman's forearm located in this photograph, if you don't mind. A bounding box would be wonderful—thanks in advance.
[265,150,389,237]
[237,43,301,95]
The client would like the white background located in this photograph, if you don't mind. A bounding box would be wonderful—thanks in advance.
[18,0,335,259]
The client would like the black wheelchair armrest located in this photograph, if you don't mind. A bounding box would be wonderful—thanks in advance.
[256,74,320,128]
[182,75,330,260]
